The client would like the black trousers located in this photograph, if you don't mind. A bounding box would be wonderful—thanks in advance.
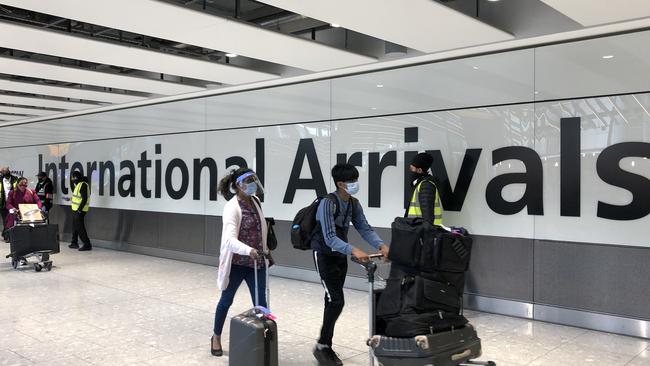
[313,251,348,347]
[71,211,91,246]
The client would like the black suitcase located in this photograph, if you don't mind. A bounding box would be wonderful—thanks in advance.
[228,254,278,366]
[370,325,486,366]
[9,223,59,258]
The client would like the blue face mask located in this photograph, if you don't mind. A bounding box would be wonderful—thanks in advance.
[243,182,257,196]
[345,181,359,195]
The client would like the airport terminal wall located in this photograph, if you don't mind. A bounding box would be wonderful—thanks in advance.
[1,30,649,337]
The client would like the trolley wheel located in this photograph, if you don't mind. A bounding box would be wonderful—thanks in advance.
[11,257,18,269]
[487,362,496,366]
[45,262,53,271]
[34,263,42,272]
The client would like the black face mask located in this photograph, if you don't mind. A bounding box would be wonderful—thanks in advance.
[410,171,426,185]
[3,173,10,178]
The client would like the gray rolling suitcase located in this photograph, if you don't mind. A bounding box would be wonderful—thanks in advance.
[228,254,278,366]
[370,325,491,366]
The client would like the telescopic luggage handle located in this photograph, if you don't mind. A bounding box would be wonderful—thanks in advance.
[351,254,383,283]
[253,251,271,309]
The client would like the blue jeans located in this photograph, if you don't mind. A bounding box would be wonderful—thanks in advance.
[213,264,267,335]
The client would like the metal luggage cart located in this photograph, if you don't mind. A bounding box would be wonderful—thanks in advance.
[5,208,59,272]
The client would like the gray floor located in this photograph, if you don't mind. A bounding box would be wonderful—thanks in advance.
[1,246,649,366]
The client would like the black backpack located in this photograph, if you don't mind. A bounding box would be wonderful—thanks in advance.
[290,193,340,250]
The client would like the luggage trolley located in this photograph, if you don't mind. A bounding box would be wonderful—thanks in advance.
[352,255,495,366]
[5,204,59,272]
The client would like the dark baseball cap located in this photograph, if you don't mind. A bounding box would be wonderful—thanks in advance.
[36,172,46,178]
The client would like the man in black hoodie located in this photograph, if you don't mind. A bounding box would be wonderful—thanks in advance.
[69,171,92,251]
[35,172,54,214]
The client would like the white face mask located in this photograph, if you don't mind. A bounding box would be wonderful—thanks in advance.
[345,181,359,195]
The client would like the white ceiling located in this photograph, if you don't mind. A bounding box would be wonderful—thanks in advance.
[0,22,279,85]
[0,94,99,110]
[0,56,205,95]
[257,0,514,53]
[0,105,59,116]
[0,79,145,104]
[540,0,650,26]
[3,0,376,72]
[0,0,648,124]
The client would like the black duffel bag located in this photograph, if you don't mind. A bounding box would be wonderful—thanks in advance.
[387,217,428,269]
[383,311,469,338]
[376,275,461,318]
[388,217,473,274]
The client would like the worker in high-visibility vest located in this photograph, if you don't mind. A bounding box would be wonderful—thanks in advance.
[69,171,92,251]
[406,153,443,227]
[1,166,18,242]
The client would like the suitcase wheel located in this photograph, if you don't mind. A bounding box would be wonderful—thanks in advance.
[11,258,18,269]
[45,262,53,271]
[34,263,42,272]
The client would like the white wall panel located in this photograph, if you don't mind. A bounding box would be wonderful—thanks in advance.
[535,31,650,101]
[331,49,534,119]
[331,105,536,238]
[0,99,206,147]
[534,95,650,247]
[205,81,331,129]
[1,30,649,248]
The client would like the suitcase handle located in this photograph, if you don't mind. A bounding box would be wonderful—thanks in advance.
[253,252,270,309]
[451,349,472,361]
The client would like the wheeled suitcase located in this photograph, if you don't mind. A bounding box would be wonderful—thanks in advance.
[228,254,278,366]
[370,325,489,366]
[351,255,495,366]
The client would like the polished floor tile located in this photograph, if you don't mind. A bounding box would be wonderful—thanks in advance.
[1,246,648,365]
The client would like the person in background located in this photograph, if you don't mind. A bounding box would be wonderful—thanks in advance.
[211,168,271,357]
[5,177,42,229]
[407,152,443,228]
[1,167,18,242]
[35,172,54,217]
[311,163,389,366]
[69,171,92,251]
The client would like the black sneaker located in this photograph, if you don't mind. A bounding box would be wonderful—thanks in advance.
[78,245,93,251]
[313,346,343,366]
[68,243,79,249]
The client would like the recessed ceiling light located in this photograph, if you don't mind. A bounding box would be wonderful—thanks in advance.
[472,66,479,70]
[487,0,500,2]
[371,107,377,110]
[376,84,384,88]
[330,23,341,28]
[225,53,238,58]
[602,55,614,59]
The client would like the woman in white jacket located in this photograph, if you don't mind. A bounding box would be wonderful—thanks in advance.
[211,167,270,356]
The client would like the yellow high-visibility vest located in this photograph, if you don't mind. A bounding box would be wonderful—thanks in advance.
[407,179,443,226]
[71,181,90,212]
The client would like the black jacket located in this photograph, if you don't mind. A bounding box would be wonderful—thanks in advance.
[35,177,54,209]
